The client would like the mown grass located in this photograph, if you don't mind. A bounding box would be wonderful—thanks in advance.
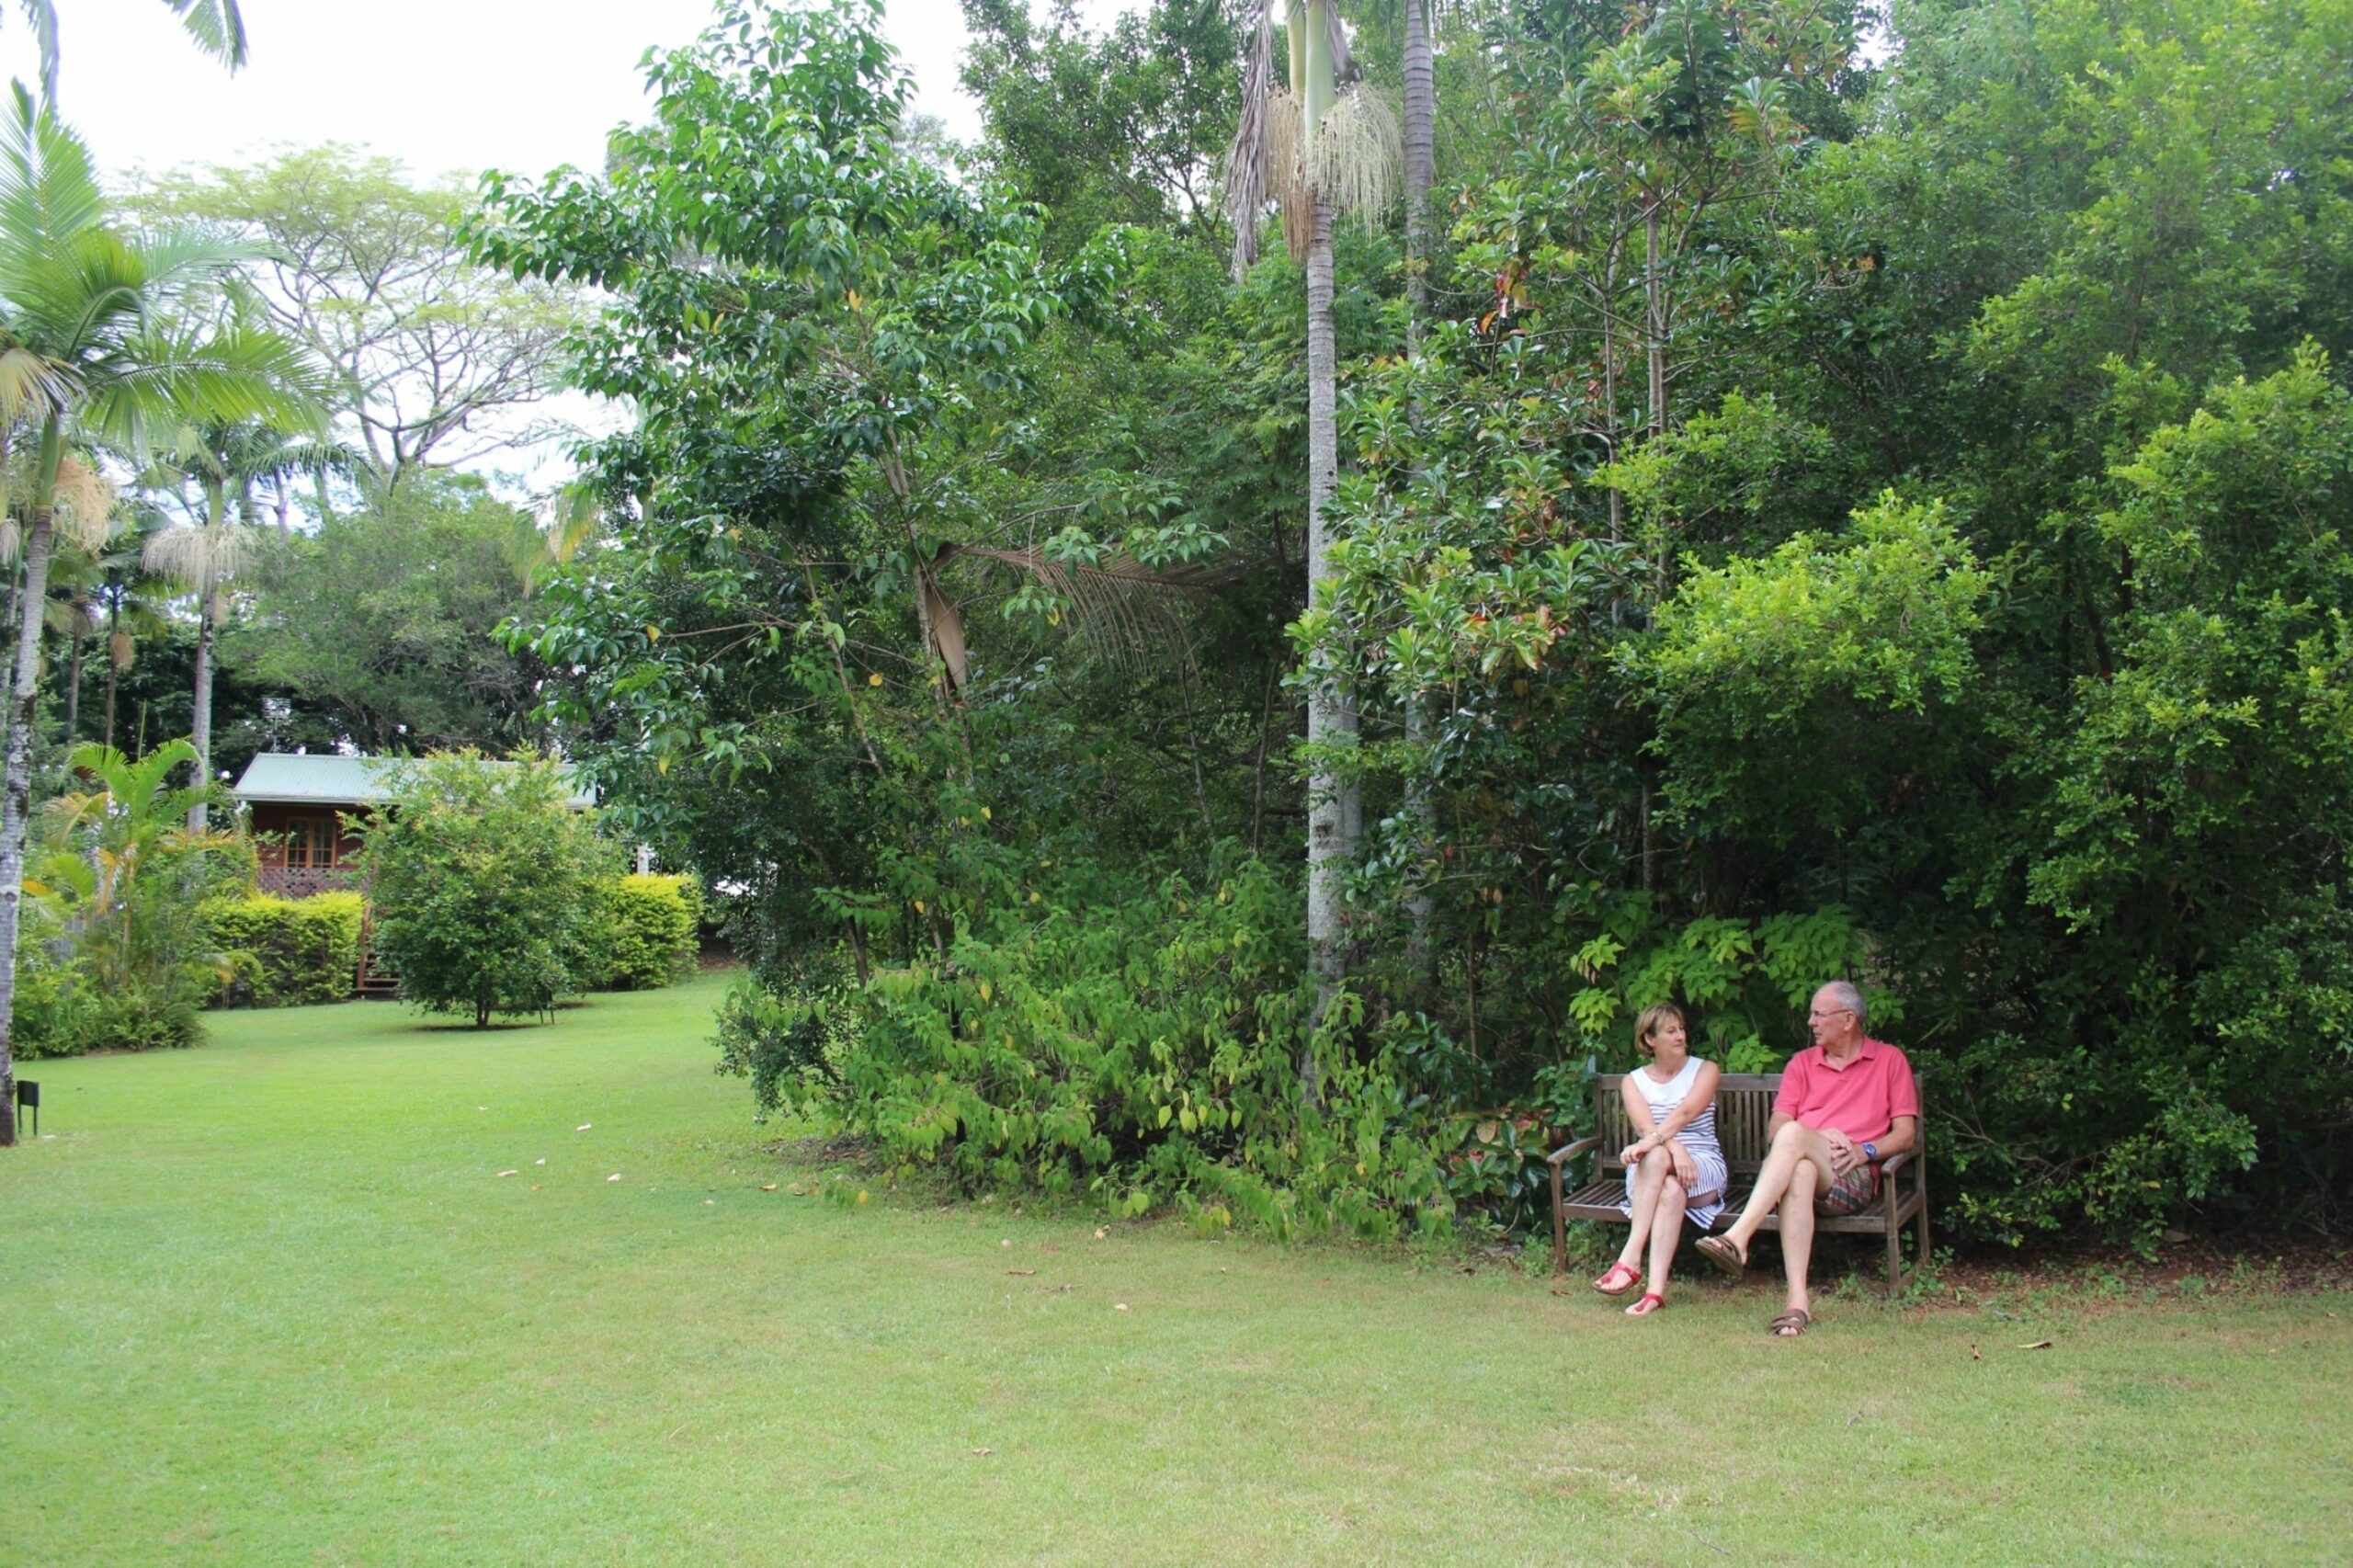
[4,971,2347,1564]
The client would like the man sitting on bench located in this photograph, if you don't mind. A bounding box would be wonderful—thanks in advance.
[1696,981,1919,1335]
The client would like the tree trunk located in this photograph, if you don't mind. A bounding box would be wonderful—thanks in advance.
[1402,0,1434,338]
[0,411,54,1147]
[1401,0,1438,987]
[63,632,81,744]
[1645,198,1667,437]
[102,601,119,752]
[1305,193,1349,1037]
[188,590,215,831]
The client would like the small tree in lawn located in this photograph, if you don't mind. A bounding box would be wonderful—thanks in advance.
[357,752,603,1028]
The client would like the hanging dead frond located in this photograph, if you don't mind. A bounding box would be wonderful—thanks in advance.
[1312,84,1401,230]
[1224,0,1278,280]
[923,574,970,693]
[937,543,1241,681]
[1324,0,1361,85]
[109,630,135,670]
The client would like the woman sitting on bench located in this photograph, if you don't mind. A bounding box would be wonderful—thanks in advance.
[1592,1003,1727,1316]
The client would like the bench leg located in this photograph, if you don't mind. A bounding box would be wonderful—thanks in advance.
[1551,1160,1567,1276]
[1914,1169,1932,1290]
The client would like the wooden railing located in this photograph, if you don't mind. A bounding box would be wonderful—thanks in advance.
[256,865,358,898]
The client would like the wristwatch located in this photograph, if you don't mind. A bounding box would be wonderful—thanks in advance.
[1861,1140,1879,1163]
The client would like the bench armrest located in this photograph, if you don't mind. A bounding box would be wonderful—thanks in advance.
[1879,1150,1914,1178]
[1547,1135,1599,1169]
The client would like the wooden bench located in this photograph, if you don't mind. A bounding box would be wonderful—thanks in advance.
[1547,1073,1930,1293]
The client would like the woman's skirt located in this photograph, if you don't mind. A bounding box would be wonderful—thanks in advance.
[1620,1142,1730,1230]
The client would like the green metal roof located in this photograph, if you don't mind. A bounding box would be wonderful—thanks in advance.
[230,753,596,810]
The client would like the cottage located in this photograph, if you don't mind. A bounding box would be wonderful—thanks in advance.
[230,753,597,897]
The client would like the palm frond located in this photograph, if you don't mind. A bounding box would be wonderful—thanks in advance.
[0,77,100,256]
[81,324,328,459]
[13,4,59,103]
[124,222,269,304]
[938,543,1235,679]
[0,341,73,420]
[161,0,246,69]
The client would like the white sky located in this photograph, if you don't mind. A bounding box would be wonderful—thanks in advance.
[7,0,1135,188]
[8,0,1137,492]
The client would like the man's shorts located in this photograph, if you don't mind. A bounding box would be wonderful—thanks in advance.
[1814,1162,1879,1217]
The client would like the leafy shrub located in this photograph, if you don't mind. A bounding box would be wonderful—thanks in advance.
[9,952,105,1060]
[581,874,700,990]
[727,846,1454,1241]
[712,971,843,1114]
[16,743,246,1057]
[201,892,365,1007]
[356,752,607,1026]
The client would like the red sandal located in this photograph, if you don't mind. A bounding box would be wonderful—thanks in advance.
[1592,1262,1642,1296]
[1624,1292,1665,1317]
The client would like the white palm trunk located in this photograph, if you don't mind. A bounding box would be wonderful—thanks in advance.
[0,479,52,1148]
[1304,192,1347,1013]
[1400,0,1437,983]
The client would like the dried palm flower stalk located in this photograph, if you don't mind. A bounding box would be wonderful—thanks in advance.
[1312,84,1400,233]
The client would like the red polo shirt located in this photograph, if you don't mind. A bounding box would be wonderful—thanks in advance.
[1774,1038,1919,1144]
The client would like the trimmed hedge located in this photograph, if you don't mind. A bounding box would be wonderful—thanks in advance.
[201,892,366,1007]
[584,873,701,991]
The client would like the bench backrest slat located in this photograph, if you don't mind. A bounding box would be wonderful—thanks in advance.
[1592,1072,1782,1174]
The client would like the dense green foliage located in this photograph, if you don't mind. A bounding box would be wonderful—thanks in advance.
[228,473,549,754]
[13,743,250,1057]
[583,873,702,991]
[201,889,364,1007]
[355,753,608,1027]
[479,0,2348,1250]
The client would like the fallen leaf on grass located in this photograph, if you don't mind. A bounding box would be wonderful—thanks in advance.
[1000,1239,1011,1249]
[534,1158,546,1165]
[1971,1344,1983,1360]
[2018,1340,2054,1350]
[576,1124,592,1132]
[1093,1228,1108,1240]
[477,1106,488,1111]
[972,1448,992,1456]
[496,1169,518,1178]
[608,1174,622,1183]
[761,1184,778,1192]
[1114,1302,1130,1312]
[1043,1283,1076,1293]
[705,1199,715,1205]
[1006,1268,1037,1277]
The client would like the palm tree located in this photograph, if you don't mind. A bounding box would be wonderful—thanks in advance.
[143,416,342,827]
[7,0,247,102]
[89,506,174,752]
[0,91,319,1148]
[1225,2,1397,1022]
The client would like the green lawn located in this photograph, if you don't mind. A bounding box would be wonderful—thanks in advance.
[3,972,2347,1565]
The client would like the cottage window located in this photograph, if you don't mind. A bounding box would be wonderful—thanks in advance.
[286,816,341,869]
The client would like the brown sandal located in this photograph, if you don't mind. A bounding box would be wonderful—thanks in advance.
[1696,1233,1747,1276]
[1768,1309,1812,1337]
